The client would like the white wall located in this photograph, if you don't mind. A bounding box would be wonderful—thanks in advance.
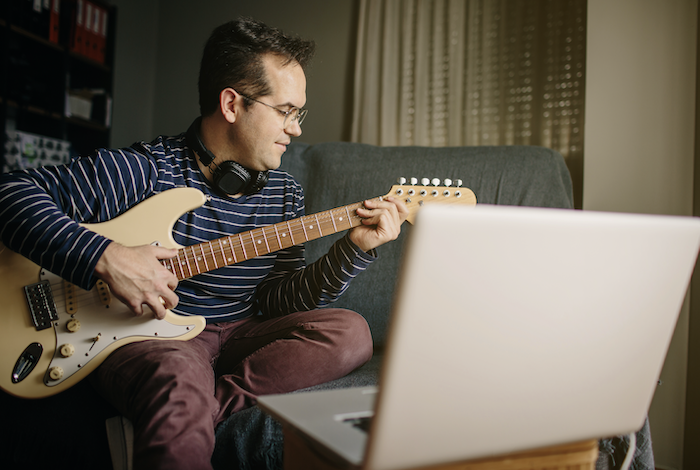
[584,1,698,468]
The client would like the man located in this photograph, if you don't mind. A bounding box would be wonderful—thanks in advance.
[0,18,407,469]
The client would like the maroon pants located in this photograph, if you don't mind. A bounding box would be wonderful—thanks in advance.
[91,308,373,470]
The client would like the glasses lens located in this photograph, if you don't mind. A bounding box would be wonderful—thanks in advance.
[297,109,308,126]
[283,108,307,128]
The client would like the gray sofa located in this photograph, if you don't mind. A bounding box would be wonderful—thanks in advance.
[0,142,652,470]
[211,142,653,470]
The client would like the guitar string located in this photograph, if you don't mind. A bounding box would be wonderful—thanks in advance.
[165,203,368,279]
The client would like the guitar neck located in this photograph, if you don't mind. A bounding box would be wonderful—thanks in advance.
[161,182,477,280]
[162,201,366,280]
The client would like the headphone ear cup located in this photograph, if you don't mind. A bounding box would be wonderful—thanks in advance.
[213,161,251,195]
[249,171,269,194]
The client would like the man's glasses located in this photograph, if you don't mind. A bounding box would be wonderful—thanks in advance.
[237,91,308,128]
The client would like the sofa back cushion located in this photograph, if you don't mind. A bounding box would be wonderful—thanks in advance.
[278,142,573,348]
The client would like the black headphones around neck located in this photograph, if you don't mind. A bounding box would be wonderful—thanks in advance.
[186,117,269,196]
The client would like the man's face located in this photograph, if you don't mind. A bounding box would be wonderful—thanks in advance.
[228,54,307,172]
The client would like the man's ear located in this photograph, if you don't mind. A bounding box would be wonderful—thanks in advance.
[220,88,239,124]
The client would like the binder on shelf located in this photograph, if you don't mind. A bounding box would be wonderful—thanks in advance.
[86,2,106,63]
[69,0,86,56]
[49,0,60,44]
[84,1,95,60]
[97,4,108,64]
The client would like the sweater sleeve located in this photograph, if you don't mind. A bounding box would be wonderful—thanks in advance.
[254,234,377,318]
[0,148,159,289]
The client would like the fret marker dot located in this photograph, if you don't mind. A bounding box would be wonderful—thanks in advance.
[257,240,262,244]
[339,217,344,221]
[227,257,232,262]
[310,225,314,229]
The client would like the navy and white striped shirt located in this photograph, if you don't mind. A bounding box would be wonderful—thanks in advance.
[0,133,376,323]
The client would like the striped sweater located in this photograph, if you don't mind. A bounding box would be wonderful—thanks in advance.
[0,133,376,323]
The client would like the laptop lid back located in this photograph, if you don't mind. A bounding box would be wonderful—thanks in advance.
[365,204,700,470]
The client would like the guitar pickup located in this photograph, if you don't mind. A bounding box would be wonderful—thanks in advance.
[24,280,59,331]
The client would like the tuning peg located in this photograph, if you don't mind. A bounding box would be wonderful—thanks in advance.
[444,178,452,187]
[397,177,407,185]
[455,179,463,187]
[431,178,440,187]
[421,178,430,186]
[410,177,418,185]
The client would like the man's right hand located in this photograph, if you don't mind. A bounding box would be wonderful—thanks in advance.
[93,242,179,319]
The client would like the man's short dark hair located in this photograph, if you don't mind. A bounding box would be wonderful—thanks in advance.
[198,17,316,116]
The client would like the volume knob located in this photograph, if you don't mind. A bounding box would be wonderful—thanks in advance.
[49,366,64,381]
[66,319,81,333]
[59,344,75,358]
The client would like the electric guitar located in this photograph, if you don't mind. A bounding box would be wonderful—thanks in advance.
[0,181,476,399]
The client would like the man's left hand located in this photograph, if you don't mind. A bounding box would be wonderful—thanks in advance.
[349,196,409,253]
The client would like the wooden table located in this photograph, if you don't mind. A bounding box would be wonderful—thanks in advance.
[283,425,598,470]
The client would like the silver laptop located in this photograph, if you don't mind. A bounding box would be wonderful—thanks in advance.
[258,204,700,470]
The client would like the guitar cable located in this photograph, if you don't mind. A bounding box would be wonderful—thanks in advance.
[619,431,636,470]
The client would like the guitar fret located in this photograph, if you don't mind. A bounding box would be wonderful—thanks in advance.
[251,230,260,256]
[260,228,271,253]
[161,257,173,275]
[286,220,295,245]
[238,233,248,260]
[199,244,210,272]
[300,217,309,241]
[273,225,283,250]
[187,246,202,274]
[330,210,338,232]
[173,251,184,279]
[314,214,323,236]
[224,237,237,264]
[209,241,221,269]
[217,239,227,265]
[180,250,192,278]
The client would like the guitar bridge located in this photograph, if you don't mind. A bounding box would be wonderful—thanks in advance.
[24,280,59,331]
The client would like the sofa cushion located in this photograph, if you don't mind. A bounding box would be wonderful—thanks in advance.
[278,143,574,347]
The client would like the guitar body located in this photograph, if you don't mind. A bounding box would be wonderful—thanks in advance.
[0,188,208,399]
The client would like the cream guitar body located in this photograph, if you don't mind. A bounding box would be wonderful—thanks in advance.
[0,188,208,399]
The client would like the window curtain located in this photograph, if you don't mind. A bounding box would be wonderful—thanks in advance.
[350,0,586,205]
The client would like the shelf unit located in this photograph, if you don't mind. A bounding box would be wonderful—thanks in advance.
[0,0,117,172]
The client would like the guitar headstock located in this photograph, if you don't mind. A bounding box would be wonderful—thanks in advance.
[384,178,477,224]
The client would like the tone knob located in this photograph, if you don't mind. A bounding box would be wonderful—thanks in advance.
[66,319,81,333]
[49,366,64,381]
[59,344,75,358]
